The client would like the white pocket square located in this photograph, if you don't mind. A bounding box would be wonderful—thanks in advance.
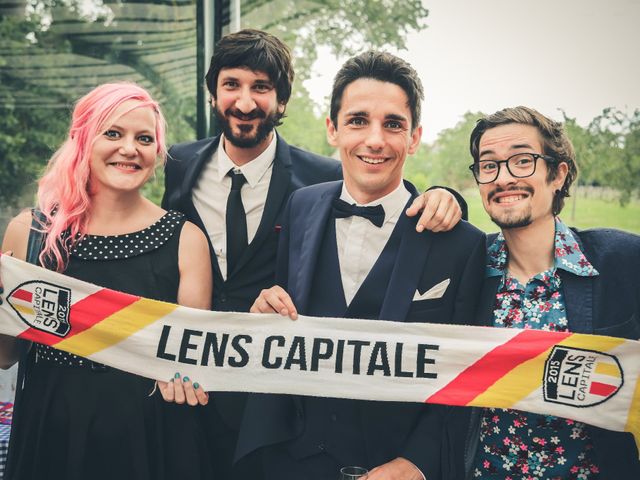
[413,278,450,301]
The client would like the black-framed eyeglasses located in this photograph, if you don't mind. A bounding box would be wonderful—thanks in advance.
[468,153,556,184]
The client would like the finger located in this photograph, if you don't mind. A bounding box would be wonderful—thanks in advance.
[158,380,175,402]
[433,196,462,232]
[193,382,209,406]
[173,373,186,404]
[264,288,298,320]
[415,194,440,232]
[251,294,280,314]
[272,287,298,320]
[405,194,426,217]
[433,204,459,233]
[263,290,288,313]
[181,376,199,406]
[424,199,451,232]
[423,191,459,231]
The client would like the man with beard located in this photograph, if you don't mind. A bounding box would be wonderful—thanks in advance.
[454,106,640,480]
[161,29,464,479]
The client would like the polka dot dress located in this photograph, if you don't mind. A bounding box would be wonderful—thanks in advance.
[11,209,215,480]
[35,210,185,367]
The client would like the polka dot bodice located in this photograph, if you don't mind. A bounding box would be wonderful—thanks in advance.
[71,210,184,260]
[36,210,186,367]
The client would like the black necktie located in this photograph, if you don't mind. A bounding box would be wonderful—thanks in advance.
[226,170,248,273]
[331,197,385,227]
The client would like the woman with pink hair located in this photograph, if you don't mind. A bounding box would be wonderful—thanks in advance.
[0,82,213,479]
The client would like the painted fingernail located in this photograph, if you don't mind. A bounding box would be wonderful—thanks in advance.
[193,382,200,389]
[0,286,4,294]
[174,372,181,379]
[183,376,190,383]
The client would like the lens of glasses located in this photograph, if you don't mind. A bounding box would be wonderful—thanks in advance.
[507,153,536,176]
[474,153,538,183]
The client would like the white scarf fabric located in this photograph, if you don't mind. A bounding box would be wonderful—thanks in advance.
[1,254,638,452]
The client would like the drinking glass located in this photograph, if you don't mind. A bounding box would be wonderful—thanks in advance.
[339,466,368,479]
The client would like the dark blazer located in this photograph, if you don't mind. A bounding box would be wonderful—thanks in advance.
[452,227,640,480]
[162,133,343,314]
[161,134,341,479]
[237,180,486,480]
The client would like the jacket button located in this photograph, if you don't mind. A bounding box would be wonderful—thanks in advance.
[318,443,325,451]
[331,413,337,422]
[219,293,227,302]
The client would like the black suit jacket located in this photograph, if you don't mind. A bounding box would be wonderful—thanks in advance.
[450,227,640,480]
[237,181,486,479]
[162,133,343,314]
[162,133,341,428]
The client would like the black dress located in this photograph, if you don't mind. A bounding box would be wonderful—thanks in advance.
[6,211,213,480]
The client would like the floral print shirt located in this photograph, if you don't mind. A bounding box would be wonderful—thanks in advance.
[473,219,600,479]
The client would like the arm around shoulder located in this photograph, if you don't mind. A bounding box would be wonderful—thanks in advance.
[177,221,212,310]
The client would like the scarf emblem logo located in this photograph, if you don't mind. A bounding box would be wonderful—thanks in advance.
[544,346,623,407]
[7,281,72,337]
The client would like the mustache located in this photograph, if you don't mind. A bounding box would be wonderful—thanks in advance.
[487,185,535,202]
[225,107,266,121]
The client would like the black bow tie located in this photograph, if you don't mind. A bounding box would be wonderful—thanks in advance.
[332,197,386,227]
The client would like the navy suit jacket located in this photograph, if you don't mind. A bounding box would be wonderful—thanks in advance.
[237,181,486,479]
[452,227,640,480]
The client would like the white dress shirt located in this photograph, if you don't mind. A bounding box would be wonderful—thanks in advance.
[337,182,426,480]
[336,182,411,305]
[192,134,277,280]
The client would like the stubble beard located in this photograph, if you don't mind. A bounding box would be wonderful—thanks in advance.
[214,105,281,149]
[490,209,533,229]
[487,185,535,230]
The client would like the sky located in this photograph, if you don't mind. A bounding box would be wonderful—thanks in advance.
[304,0,640,143]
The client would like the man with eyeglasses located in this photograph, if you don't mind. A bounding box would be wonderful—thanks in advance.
[452,106,640,480]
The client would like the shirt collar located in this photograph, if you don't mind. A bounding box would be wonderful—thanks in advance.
[340,181,411,226]
[486,217,599,278]
[216,133,277,187]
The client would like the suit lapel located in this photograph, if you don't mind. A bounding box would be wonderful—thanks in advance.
[379,183,431,321]
[295,184,342,313]
[180,135,223,281]
[478,276,500,326]
[181,135,221,204]
[560,271,594,334]
[227,134,293,279]
[561,229,594,334]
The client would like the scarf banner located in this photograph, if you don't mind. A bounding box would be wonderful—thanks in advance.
[1,255,639,450]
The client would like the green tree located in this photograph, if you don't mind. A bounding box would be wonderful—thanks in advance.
[243,0,428,81]
[0,15,69,205]
[1,2,198,206]
[588,108,640,205]
[277,89,334,157]
[404,112,483,191]
[243,0,429,154]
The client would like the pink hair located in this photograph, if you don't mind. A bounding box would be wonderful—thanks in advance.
[36,82,167,270]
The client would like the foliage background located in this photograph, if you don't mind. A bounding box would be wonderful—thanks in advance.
[1,0,638,234]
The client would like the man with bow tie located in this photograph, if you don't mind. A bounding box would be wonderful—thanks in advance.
[240,51,486,480]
